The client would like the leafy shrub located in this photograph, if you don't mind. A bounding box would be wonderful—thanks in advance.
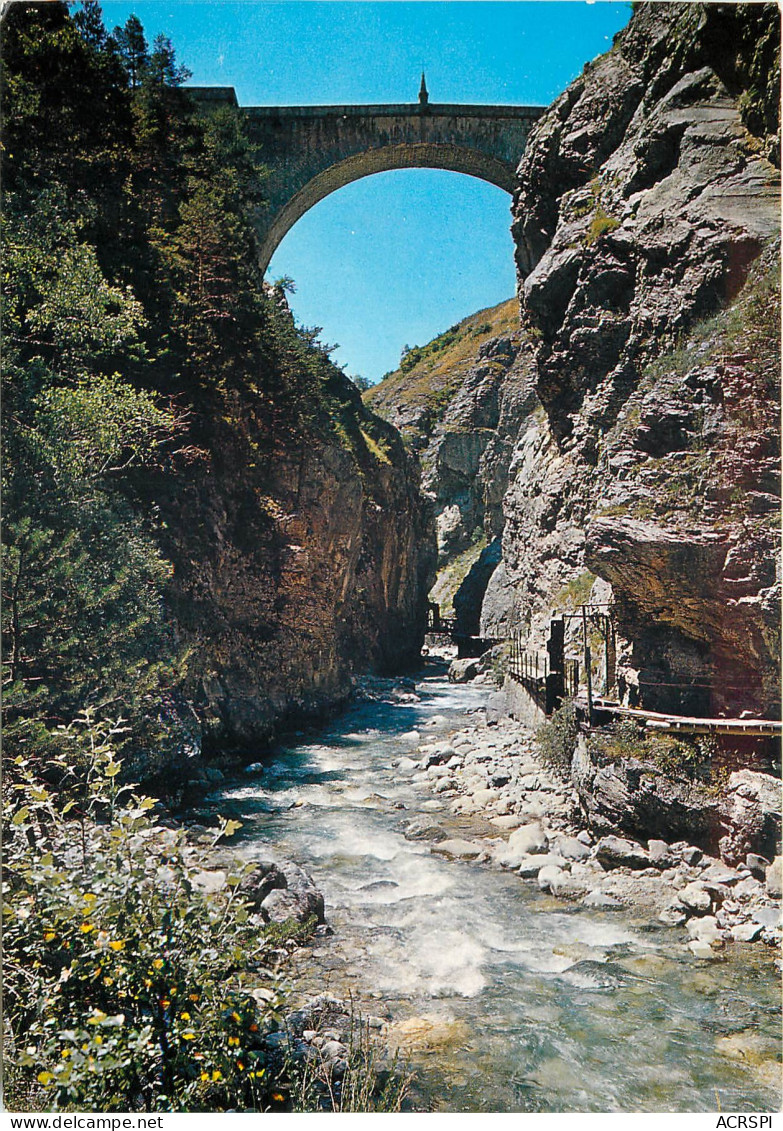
[3,712,285,1112]
[536,700,579,779]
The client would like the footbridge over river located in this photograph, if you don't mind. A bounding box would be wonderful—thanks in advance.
[190,79,544,272]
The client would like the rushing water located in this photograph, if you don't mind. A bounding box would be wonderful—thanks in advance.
[205,665,781,1113]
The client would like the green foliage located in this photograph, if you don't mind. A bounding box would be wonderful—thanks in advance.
[586,204,621,244]
[3,712,285,1112]
[554,570,597,611]
[429,535,488,618]
[588,722,720,785]
[536,700,579,779]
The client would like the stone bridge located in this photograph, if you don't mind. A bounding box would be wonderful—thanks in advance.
[190,80,544,273]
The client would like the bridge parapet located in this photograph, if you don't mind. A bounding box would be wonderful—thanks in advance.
[188,86,544,271]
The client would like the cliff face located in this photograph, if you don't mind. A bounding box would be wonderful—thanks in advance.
[367,300,545,628]
[501,1,780,716]
[152,303,436,753]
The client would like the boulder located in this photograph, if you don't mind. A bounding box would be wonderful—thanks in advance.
[572,746,721,848]
[765,856,782,898]
[508,822,549,856]
[239,861,288,908]
[719,771,782,866]
[647,839,677,869]
[261,885,324,926]
[516,853,569,878]
[686,916,722,945]
[745,853,771,880]
[553,836,590,861]
[595,835,650,871]
[731,921,764,943]
[537,864,566,892]
[448,657,481,683]
[678,882,712,915]
[403,818,448,843]
[688,940,720,960]
[582,890,624,910]
[659,902,688,927]
[432,838,485,860]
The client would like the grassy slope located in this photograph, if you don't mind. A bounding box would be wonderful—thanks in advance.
[364,297,518,449]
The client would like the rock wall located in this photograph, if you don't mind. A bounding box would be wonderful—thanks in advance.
[151,304,436,753]
[498,1,781,717]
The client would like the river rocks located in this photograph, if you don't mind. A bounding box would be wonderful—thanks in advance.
[537,864,566,893]
[746,853,771,880]
[432,838,486,861]
[719,771,782,866]
[595,835,650,871]
[686,916,723,945]
[448,657,481,683]
[582,890,624,910]
[260,861,325,925]
[659,901,688,927]
[688,940,721,961]
[405,713,779,950]
[516,853,569,878]
[731,921,764,943]
[552,835,590,861]
[403,817,449,842]
[240,860,289,908]
[678,882,712,915]
[765,856,782,898]
[508,822,549,856]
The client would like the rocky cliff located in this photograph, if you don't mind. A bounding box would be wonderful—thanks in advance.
[150,296,436,754]
[501,0,781,718]
[367,300,542,630]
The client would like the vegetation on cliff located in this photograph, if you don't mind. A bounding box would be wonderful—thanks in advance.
[2,4,421,1110]
[364,298,518,453]
[2,0,430,770]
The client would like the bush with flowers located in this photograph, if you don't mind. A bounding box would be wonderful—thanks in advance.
[2,711,287,1112]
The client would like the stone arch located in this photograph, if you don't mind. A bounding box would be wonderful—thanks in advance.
[259,142,516,273]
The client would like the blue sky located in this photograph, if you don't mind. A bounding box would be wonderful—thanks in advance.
[101,2,631,381]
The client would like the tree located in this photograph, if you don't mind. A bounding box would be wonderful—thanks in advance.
[112,13,147,87]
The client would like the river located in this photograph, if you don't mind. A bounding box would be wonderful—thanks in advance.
[204,662,781,1113]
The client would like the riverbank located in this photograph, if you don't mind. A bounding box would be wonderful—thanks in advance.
[394,702,782,964]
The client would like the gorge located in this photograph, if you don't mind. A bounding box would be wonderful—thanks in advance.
[2,0,780,1115]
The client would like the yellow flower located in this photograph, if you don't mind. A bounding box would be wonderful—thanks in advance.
[83,893,97,904]
[212,1070,222,1082]
[181,1032,196,1041]
[152,958,164,970]
[228,1036,239,1047]
[44,931,56,942]
[180,1011,191,1021]
[103,977,114,986]
[80,923,95,933]
[94,1036,103,1046]
[231,1011,241,1023]
[200,1072,210,1082]
[109,940,125,952]
[272,1093,285,1103]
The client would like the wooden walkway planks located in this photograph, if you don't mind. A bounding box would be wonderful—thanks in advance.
[590,698,782,737]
